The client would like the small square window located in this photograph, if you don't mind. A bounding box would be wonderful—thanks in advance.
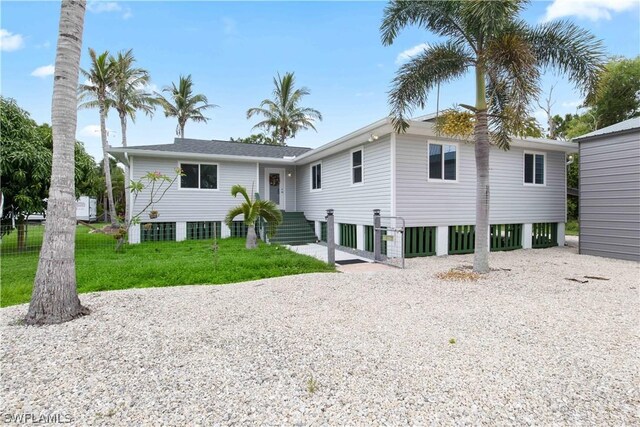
[428,143,456,181]
[524,153,544,185]
[200,164,218,189]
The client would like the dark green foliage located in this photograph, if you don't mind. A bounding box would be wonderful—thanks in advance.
[230,134,279,145]
[0,97,101,227]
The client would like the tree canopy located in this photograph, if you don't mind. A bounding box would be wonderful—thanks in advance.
[0,97,101,224]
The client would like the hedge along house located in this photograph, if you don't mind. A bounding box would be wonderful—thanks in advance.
[109,115,576,257]
[574,118,640,262]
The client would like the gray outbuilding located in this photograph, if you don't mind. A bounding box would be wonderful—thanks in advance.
[575,118,640,261]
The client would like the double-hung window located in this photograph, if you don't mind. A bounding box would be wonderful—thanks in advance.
[180,163,218,189]
[311,162,322,190]
[428,142,457,181]
[352,149,363,184]
[524,152,545,185]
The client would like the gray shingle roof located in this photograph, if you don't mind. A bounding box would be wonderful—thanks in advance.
[123,138,312,159]
[574,117,640,140]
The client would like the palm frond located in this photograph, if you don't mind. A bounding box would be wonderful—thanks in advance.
[224,205,245,227]
[389,41,472,132]
[527,20,605,102]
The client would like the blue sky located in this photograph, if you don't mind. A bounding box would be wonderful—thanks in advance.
[2,0,639,161]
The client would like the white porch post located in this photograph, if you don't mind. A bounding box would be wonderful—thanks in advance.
[176,222,186,242]
[522,223,533,249]
[221,222,231,238]
[436,225,448,256]
[129,224,141,244]
[334,222,341,246]
[315,221,321,240]
[557,222,565,246]
[356,224,365,251]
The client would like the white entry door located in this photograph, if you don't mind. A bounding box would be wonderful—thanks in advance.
[265,168,285,210]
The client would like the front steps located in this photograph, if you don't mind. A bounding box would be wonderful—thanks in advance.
[268,211,317,245]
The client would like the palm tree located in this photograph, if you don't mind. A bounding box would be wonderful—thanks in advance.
[247,72,322,146]
[380,0,604,273]
[108,49,156,227]
[155,75,216,138]
[225,184,283,249]
[78,48,118,226]
[26,0,89,325]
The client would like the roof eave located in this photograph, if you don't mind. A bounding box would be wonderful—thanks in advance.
[107,147,296,164]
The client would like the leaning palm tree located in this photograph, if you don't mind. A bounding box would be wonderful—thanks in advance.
[381,0,604,273]
[78,48,118,226]
[225,184,283,249]
[155,74,216,138]
[247,72,322,146]
[108,49,156,227]
[27,0,89,324]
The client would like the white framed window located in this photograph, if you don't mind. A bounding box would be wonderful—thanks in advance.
[428,142,457,182]
[311,162,322,191]
[351,148,364,185]
[523,152,545,185]
[179,163,219,189]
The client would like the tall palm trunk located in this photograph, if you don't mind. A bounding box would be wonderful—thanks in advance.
[99,99,118,225]
[473,65,490,274]
[119,112,131,228]
[26,0,89,325]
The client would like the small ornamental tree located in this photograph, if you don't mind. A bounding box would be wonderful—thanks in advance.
[225,184,282,249]
[114,168,182,250]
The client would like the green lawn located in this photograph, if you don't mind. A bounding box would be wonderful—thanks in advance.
[566,219,579,236]
[1,225,334,307]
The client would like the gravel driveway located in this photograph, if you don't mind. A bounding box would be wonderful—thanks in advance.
[1,245,638,425]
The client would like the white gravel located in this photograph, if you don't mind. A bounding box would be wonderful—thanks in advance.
[1,245,639,426]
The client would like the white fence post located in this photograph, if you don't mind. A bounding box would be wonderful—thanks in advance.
[436,225,448,256]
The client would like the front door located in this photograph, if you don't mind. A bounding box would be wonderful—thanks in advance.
[265,168,285,209]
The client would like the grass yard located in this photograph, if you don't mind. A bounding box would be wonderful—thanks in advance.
[1,225,334,307]
[566,219,579,236]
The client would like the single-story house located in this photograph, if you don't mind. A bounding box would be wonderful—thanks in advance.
[109,115,577,257]
[574,118,640,262]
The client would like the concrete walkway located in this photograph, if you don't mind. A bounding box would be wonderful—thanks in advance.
[284,243,370,263]
[284,243,398,272]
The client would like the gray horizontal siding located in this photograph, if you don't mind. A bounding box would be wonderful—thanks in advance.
[130,155,257,222]
[579,130,640,261]
[296,138,391,224]
[395,135,567,226]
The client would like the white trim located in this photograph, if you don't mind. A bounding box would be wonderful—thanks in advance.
[264,167,286,210]
[523,151,547,187]
[310,161,322,192]
[350,146,364,186]
[128,155,134,223]
[178,161,220,191]
[390,133,396,217]
[427,141,459,183]
[255,162,260,197]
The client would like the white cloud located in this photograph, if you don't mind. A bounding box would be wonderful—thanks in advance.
[87,1,132,19]
[221,17,237,35]
[542,0,638,22]
[0,29,25,52]
[36,40,51,49]
[31,64,55,78]
[396,43,429,65]
[80,124,114,138]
